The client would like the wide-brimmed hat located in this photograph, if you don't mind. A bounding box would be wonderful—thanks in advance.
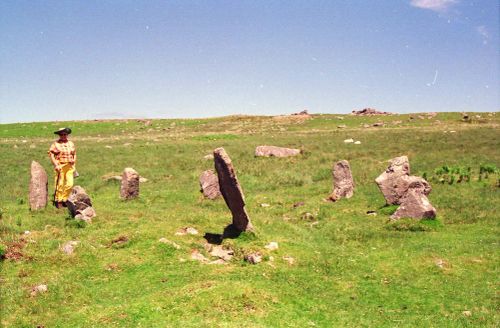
[54,127,72,135]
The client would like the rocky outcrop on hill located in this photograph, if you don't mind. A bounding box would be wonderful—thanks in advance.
[352,108,392,116]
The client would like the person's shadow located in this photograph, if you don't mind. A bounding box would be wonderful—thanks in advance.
[203,224,242,245]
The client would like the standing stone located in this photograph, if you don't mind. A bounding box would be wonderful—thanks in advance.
[255,146,301,158]
[199,170,221,200]
[327,160,355,201]
[375,156,431,205]
[390,186,437,220]
[375,156,410,205]
[120,168,139,200]
[214,148,253,232]
[29,161,48,210]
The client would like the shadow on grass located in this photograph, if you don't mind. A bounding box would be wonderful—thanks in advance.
[203,224,242,245]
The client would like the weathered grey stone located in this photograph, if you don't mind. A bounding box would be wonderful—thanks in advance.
[29,161,48,210]
[327,160,355,201]
[255,146,301,158]
[375,156,411,205]
[120,168,139,200]
[375,156,432,205]
[214,147,253,232]
[390,187,437,220]
[67,186,92,216]
[199,170,221,200]
[61,241,79,255]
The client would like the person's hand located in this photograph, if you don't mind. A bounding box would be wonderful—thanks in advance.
[55,165,62,172]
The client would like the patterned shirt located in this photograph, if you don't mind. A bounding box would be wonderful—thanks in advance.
[48,140,76,163]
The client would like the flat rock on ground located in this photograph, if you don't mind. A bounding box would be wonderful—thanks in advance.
[255,146,301,157]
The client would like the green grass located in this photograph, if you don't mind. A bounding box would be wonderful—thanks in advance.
[0,112,499,327]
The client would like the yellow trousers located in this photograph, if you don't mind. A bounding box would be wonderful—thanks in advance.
[54,163,75,202]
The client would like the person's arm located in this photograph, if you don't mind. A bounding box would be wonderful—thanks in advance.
[50,152,61,171]
[48,143,61,171]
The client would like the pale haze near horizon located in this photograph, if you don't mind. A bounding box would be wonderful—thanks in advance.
[0,0,498,124]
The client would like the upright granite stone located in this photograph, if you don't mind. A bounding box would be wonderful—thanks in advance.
[390,185,437,220]
[214,148,253,232]
[255,146,301,158]
[376,156,408,205]
[67,185,96,222]
[327,160,355,201]
[120,168,139,200]
[375,156,431,205]
[199,170,221,200]
[29,161,48,210]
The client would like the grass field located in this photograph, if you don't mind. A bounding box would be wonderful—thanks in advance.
[0,112,499,327]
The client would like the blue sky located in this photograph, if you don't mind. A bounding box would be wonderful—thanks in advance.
[0,0,498,123]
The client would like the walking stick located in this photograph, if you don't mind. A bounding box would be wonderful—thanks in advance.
[53,167,61,207]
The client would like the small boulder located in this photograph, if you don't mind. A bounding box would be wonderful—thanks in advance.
[61,241,79,255]
[245,252,262,264]
[390,187,437,220]
[30,284,48,296]
[67,186,96,222]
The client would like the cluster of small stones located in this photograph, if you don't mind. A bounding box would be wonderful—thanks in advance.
[351,108,392,115]
[375,156,436,220]
[67,186,96,222]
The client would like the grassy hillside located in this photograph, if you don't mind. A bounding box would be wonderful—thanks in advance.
[0,112,499,327]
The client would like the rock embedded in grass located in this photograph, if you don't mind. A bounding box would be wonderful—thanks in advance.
[61,241,79,255]
[29,161,48,210]
[214,147,253,232]
[254,145,301,157]
[199,169,221,200]
[67,186,96,222]
[30,284,48,296]
[390,186,437,220]
[245,252,262,264]
[120,168,139,200]
[327,160,355,202]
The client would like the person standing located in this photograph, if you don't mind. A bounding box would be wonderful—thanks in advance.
[48,128,76,208]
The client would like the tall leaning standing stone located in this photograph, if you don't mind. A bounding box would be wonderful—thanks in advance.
[213,148,253,232]
[327,160,355,201]
[120,168,139,200]
[29,161,48,210]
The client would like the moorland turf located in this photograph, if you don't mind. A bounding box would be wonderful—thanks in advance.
[0,112,499,327]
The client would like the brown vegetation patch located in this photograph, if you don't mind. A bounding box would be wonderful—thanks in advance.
[4,239,27,261]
